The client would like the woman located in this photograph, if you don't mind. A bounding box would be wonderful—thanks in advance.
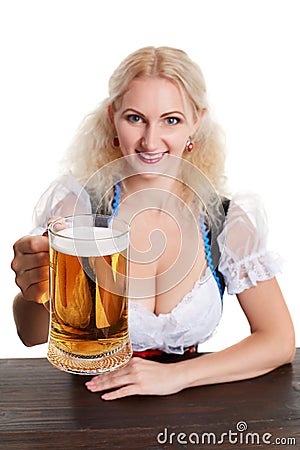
[11,47,295,400]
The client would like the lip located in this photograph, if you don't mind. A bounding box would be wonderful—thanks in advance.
[135,150,168,164]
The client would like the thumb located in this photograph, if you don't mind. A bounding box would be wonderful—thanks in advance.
[43,216,67,235]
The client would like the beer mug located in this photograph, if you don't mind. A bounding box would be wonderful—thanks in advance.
[47,214,132,374]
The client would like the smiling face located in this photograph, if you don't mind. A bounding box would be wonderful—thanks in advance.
[111,77,201,169]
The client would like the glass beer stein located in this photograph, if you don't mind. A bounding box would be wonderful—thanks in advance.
[47,214,132,374]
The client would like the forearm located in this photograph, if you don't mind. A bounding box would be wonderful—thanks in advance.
[179,331,296,389]
[13,292,50,347]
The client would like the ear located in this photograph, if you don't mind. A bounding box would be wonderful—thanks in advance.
[107,104,115,124]
[192,108,206,134]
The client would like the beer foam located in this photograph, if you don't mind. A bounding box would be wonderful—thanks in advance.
[50,226,128,257]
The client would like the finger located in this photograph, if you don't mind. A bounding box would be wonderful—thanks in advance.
[48,216,59,225]
[101,384,139,401]
[13,235,49,255]
[15,266,49,298]
[11,251,49,274]
[85,357,147,393]
[24,265,49,287]
[47,216,67,232]
[85,375,128,392]
[85,366,133,392]
[43,217,66,237]
[22,280,49,303]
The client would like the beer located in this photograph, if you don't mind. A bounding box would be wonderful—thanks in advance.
[47,218,132,374]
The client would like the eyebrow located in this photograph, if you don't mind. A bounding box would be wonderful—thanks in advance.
[161,110,185,118]
[121,108,186,118]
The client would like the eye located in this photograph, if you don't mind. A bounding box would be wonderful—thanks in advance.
[165,117,180,125]
[127,114,143,123]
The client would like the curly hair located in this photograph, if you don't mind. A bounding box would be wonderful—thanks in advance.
[62,46,228,213]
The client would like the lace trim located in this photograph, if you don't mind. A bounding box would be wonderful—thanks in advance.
[129,302,219,354]
[128,270,222,354]
[220,250,283,295]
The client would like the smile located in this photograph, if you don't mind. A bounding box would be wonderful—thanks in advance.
[135,150,168,164]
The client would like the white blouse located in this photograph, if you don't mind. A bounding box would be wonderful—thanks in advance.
[31,174,282,354]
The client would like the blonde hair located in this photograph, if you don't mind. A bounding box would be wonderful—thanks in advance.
[63,46,228,213]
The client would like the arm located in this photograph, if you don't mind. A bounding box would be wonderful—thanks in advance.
[11,175,91,346]
[181,277,295,387]
[11,235,50,346]
[86,194,296,399]
[13,292,49,347]
[184,194,295,384]
[85,276,295,400]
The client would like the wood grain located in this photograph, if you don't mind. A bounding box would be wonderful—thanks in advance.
[0,351,299,449]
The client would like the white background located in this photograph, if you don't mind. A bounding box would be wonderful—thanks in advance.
[0,0,299,358]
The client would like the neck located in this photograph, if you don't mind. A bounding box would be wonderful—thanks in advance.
[121,175,186,211]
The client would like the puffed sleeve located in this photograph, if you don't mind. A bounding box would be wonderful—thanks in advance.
[217,193,283,295]
[30,173,92,235]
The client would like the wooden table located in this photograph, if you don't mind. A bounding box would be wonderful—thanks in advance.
[0,350,299,449]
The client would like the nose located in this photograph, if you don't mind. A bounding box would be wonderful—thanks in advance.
[141,124,161,151]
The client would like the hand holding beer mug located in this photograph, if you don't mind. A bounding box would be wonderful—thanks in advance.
[47,214,132,374]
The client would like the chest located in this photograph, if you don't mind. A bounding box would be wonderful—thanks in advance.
[124,209,207,314]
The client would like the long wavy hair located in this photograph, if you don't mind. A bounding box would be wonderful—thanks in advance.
[62,46,228,216]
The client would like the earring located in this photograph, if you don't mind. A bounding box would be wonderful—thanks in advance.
[113,136,120,148]
[185,136,194,152]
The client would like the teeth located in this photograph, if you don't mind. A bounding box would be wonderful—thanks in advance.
[138,152,164,160]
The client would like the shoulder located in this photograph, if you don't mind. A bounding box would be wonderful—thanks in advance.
[226,191,267,224]
[217,192,282,295]
[31,173,91,233]
[220,192,268,252]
